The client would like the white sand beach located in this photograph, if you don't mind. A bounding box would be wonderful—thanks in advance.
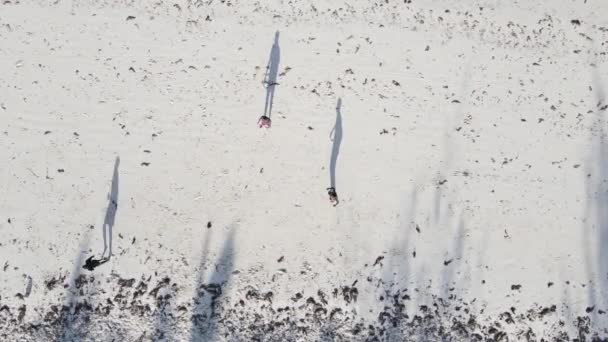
[1,0,608,340]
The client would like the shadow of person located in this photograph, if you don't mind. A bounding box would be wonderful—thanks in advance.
[327,98,343,206]
[102,156,120,259]
[258,31,280,128]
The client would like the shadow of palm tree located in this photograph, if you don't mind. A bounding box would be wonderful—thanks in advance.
[189,226,236,341]
[150,278,177,341]
[583,65,608,323]
[378,187,417,339]
[102,156,120,259]
[439,214,465,301]
[57,230,92,341]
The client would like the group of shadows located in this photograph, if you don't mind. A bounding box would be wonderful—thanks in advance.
[257,30,342,206]
[83,31,342,270]
[47,28,608,342]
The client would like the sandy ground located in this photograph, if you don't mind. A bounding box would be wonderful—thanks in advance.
[1,0,608,340]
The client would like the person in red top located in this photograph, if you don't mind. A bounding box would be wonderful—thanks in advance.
[258,115,271,128]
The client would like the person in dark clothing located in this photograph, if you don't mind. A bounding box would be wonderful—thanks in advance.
[82,255,108,271]
[327,187,339,206]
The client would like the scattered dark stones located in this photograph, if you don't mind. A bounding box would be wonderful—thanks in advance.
[443,259,453,266]
[44,276,63,291]
[539,305,556,317]
[291,292,303,302]
[17,305,25,322]
[207,221,212,229]
[118,278,136,288]
[3,270,606,340]
[511,284,522,291]
[149,277,171,298]
[126,16,136,20]
[339,285,358,304]
[571,19,581,25]
[277,256,284,263]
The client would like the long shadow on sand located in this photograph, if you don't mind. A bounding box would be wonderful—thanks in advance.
[189,226,236,341]
[329,98,343,190]
[583,66,608,323]
[262,31,281,119]
[102,157,120,259]
[327,99,343,206]
[58,231,92,341]
[439,214,466,300]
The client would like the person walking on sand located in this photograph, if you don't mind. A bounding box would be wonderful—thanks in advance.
[258,31,280,129]
[82,255,108,271]
[258,115,272,128]
[327,187,339,206]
